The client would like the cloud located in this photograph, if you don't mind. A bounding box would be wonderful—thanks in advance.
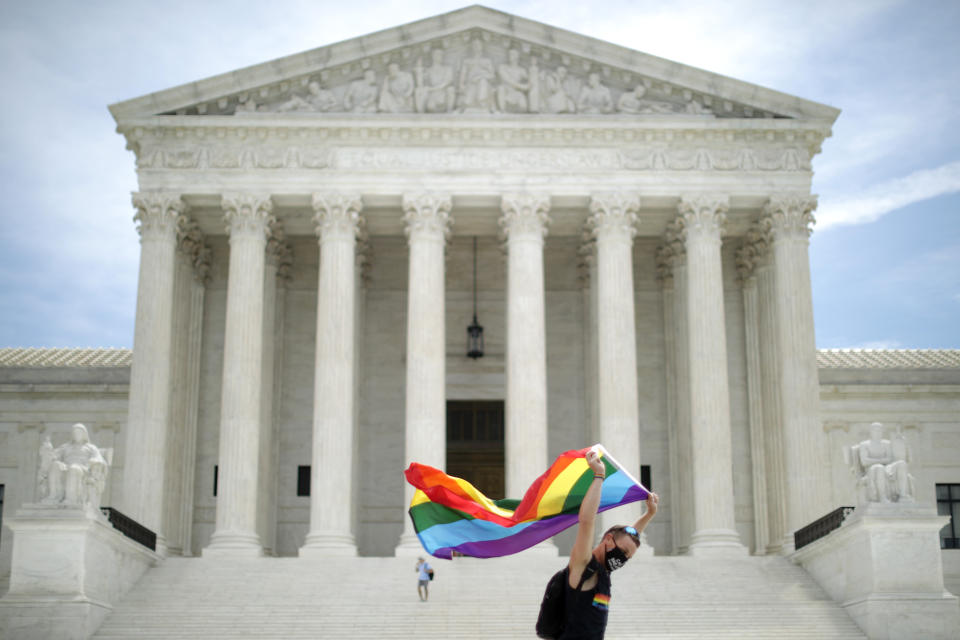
[816,160,960,229]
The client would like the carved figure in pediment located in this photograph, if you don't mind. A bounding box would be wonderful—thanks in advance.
[578,73,613,114]
[458,38,496,113]
[528,57,541,113]
[235,95,259,114]
[617,85,676,114]
[415,49,456,113]
[542,65,577,114]
[274,81,338,113]
[685,99,712,115]
[38,424,111,514]
[344,69,379,113]
[844,422,916,505]
[496,48,532,113]
[379,63,415,113]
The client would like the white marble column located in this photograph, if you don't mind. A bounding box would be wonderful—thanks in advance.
[396,193,452,555]
[762,195,831,549]
[657,225,693,554]
[677,195,745,555]
[500,194,551,496]
[258,224,290,556]
[301,194,363,556]
[736,237,769,555]
[162,247,189,555]
[162,218,209,556]
[500,194,556,555]
[587,193,643,537]
[656,243,679,554]
[577,238,600,446]
[754,231,788,553]
[124,192,184,554]
[204,193,273,557]
[671,238,695,554]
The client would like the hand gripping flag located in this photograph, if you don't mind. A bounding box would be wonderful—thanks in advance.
[404,445,649,559]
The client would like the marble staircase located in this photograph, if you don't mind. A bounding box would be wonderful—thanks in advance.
[93,554,866,639]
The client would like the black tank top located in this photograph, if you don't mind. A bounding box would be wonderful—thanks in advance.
[558,558,611,640]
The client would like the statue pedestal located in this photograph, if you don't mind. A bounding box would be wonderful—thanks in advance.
[0,504,160,640]
[791,503,960,639]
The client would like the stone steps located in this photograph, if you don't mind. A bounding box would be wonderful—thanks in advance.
[93,555,866,639]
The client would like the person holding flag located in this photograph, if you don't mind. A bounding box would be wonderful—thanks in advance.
[559,448,658,639]
[404,444,657,638]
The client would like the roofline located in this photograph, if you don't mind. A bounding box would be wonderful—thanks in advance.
[109,4,840,124]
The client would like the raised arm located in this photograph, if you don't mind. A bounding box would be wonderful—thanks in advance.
[568,449,606,581]
[632,491,660,535]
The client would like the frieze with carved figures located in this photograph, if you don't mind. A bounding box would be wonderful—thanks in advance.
[161,32,782,119]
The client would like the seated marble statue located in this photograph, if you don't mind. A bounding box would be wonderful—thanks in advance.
[38,423,111,513]
[577,73,613,114]
[415,49,456,113]
[844,422,915,505]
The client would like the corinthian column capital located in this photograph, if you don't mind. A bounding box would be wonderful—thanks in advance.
[761,194,818,239]
[677,195,729,241]
[655,219,687,284]
[499,193,551,239]
[587,192,640,240]
[221,193,274,239]
[735,223,774,283]
[266,220,294,281]
[132,192,185,240]
[735,243,760,284]
[402,193,453,242]
[177,216,212,283]
[311,193,363,243]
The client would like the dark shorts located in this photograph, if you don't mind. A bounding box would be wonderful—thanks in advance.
[418,579,429,588]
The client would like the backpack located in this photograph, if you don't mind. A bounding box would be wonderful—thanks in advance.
[535,564,594,639]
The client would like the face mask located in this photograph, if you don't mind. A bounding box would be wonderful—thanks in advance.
[605,545,629,572]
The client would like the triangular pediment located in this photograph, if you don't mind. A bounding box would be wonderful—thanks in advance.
[109,5,838,123]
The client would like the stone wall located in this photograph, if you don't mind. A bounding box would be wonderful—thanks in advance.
[819,366,960,596]
[0,366,130,582]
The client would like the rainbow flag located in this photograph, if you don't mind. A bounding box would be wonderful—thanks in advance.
[405,445,649,559]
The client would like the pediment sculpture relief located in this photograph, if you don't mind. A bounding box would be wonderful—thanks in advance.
[844,422,916,505]
[215,36,725,118]
[38,423,112,516]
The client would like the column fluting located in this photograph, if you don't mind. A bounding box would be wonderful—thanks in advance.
[123,192,183,554]
[499,193,551,499]
[761,195,831,549]
[736,235,770,555]
[301,194,363,556]
[395,193,452,554]
[204,193,273,557]
[587,193,643,537]
[677,195,745,555]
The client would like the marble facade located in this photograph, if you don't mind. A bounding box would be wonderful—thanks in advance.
[100,5,843,562]
[1,6,959,616]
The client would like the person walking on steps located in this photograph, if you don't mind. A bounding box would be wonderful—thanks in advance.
[416,557,433,601]
[561,449,659,639]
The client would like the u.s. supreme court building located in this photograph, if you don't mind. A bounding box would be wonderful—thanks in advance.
[1,6,958,638]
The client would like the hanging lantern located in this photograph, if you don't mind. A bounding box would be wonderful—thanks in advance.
[467,236,484,359]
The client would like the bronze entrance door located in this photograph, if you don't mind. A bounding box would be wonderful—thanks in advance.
[446,400,505,500]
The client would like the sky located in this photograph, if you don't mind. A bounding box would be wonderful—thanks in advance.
[0,0,957,350]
